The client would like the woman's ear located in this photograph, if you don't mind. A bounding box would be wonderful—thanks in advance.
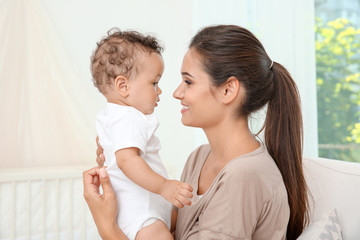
[114,75,129,97]
[222,76,240,104]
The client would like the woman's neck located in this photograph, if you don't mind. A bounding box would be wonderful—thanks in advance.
[203,116,260,164]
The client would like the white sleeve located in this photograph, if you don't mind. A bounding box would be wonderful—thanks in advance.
[108,112,152,155]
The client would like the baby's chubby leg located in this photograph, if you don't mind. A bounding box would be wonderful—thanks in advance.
[135,220,173,240]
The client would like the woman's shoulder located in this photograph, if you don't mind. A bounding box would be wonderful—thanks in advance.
[222,144,285,193]
[180,144,210,181]
[228,143,277,172]
[190,144,211,158]
[188,144,210,164]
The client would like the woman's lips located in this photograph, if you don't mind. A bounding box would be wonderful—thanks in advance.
[181,105,189,114]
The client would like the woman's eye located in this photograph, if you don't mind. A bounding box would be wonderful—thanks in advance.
[184,80,192,85]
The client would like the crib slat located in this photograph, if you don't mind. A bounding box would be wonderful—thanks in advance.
[26,180,30,240]
[56,179,59,240]
[69,178,74,240]
[42,180,46,240]
[0,165,97,239]
[11,182,15,240]
[81,191,87,240]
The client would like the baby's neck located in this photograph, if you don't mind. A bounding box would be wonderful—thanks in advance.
[106,98,128,106]
[103,88,128,106]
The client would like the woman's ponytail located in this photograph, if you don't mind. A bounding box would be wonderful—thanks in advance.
[265,62,309,239]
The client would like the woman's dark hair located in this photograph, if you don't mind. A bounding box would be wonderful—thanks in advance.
[190,25,309,239]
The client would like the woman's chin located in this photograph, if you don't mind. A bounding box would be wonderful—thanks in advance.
[181,118,191,127]
[181,118,200,128]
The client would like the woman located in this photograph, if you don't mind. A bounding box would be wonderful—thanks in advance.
[83,25,309,239]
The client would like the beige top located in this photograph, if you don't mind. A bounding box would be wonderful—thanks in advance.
[175,143,290,240]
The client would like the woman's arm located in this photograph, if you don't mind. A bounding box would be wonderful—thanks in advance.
[83,167,128,240]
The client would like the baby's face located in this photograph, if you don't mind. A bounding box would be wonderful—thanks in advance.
[127,52,164,115]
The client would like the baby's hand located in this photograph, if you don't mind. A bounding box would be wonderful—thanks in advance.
[160,180,193,208]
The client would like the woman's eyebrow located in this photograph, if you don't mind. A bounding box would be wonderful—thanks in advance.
[181,72,194,78]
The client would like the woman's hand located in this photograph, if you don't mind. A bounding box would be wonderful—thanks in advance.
[83,167,127,239]
[96,136,105,167]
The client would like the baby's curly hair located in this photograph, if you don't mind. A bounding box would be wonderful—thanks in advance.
[90,28,163,93]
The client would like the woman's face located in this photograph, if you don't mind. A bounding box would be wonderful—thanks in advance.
[173,49,225,128]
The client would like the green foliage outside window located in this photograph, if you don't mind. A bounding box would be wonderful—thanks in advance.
[315,17,360,162]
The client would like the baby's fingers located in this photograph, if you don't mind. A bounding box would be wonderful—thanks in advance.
[173,199,184,209]
[179,187,193,199]
[181,183,193,192]
[176,194,192,207]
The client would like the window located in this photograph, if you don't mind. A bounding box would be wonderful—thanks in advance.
[315,0,360,162]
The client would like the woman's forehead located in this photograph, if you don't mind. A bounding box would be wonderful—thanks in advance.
[181,49,202,72]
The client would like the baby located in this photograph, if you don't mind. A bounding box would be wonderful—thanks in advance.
[90,28,193,240]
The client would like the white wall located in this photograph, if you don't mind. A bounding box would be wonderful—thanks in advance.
[0,0,317,176]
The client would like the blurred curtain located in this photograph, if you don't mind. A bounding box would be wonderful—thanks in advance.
[0,0,94,168]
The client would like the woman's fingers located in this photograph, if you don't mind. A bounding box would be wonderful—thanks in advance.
[83,167,118,238]
[98,168,114,197]
[96,136,101,147]
[96,154,105,167]
[96,147,102,157]
[95,136,105,167]
[83,167,116,210]
[83,167,101,200]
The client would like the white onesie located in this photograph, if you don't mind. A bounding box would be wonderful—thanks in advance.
[96,103,171,240]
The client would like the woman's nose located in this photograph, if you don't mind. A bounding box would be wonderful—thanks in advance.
[173,83,183,100]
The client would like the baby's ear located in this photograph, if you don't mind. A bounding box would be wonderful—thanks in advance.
[114,75,129,97]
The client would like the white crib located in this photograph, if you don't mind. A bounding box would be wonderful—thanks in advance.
[0,166,100,240]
